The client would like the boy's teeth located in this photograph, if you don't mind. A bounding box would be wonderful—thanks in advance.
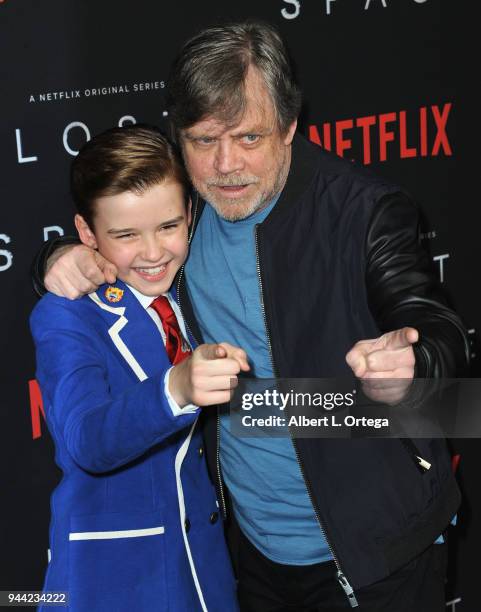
[138,265,166,275]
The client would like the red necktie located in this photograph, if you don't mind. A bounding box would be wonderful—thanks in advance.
[150,296,191,365]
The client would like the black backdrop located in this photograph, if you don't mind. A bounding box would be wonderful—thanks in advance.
[0,2,478,610]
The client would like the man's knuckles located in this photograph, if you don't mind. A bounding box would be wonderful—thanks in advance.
[83,265,105,283]
[345,349,358,368]
[77,279,96,293]
[65,288,83,300]
[365,347,415,371]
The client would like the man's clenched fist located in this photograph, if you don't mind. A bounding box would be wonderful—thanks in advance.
[346,327,418,404]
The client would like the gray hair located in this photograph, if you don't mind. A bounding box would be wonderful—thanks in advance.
[167,20,302,136]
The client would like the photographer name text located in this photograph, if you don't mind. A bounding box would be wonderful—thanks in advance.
[241,415,389,429]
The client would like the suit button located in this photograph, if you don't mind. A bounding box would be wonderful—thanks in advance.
[184,517,191,533]
[198,446,204,457]
[209,512,219,525]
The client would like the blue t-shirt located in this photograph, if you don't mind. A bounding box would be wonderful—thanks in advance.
[185,198,332,565]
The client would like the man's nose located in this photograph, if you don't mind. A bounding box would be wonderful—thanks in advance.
[213,141,244,175]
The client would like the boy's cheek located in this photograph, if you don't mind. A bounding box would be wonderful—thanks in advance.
[172,230,190,262]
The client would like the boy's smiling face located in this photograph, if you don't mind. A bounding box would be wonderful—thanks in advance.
[75,181,190,297]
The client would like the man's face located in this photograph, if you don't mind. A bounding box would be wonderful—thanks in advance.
[180,68,297,221]
[75,181,190,296]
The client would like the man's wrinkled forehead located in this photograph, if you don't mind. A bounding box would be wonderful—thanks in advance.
[180,67,278,139]
[182,102,276,143]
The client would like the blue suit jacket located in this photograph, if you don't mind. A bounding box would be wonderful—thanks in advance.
[30,281,237,612]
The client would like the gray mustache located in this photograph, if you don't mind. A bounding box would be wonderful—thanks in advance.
[206,176,260,187]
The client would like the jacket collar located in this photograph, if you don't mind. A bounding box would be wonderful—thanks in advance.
[88,280,168,381]
[262,132,320,225]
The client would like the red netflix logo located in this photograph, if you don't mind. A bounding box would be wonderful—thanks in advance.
[308,103,452,164]
[29,379,46,440]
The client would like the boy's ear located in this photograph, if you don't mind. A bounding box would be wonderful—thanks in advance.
[74,214,98,249]
[187,197,192,227]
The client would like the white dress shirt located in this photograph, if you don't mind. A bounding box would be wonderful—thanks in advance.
[128,285,198,416]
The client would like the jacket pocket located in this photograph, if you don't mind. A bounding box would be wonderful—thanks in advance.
[68,511,167,611]
[69,525,164,541]
[399,438,432,474]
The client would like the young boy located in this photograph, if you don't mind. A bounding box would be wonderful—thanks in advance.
[30,125,247,611]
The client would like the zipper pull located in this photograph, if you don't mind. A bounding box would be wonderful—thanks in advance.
[400,439,431,474]
[337,571,359,608]
[416,456,431,471]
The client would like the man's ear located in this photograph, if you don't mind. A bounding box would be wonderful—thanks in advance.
[74,214,98,249]
[186,197,192,227]
[283,119,297,146]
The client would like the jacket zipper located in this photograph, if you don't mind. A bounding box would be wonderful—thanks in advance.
[399,438,432,473]
[175,193,200,344]
[175,195,228,518]
[253,224,359,608]
[215,411,228,517]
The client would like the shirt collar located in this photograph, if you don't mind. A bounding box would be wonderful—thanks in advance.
[127,284,168,310]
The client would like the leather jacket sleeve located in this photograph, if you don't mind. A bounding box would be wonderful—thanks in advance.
[31,235,80,296]
[365,191,470,377]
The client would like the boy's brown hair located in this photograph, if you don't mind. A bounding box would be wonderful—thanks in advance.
[71,124,189,227]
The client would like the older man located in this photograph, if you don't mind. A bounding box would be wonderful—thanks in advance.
[34,21,468,612]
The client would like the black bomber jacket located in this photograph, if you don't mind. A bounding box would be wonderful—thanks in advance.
[175,134,470,597]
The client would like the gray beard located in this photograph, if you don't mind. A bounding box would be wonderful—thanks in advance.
[195,152,291,222]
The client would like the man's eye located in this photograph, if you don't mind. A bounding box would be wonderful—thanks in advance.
[116,233,134,239]
[242,134,260,144]
[196,137,216,145]
[160,224,178,231]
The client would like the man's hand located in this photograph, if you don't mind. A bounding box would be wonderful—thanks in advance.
[169,342,250,408]
[345,327,418,404]
[45,244,118,299]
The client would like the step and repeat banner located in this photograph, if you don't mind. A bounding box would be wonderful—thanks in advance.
[1,1,478,609]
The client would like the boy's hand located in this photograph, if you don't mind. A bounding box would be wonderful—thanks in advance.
[169,342,250,408]
[45,244,118,299]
